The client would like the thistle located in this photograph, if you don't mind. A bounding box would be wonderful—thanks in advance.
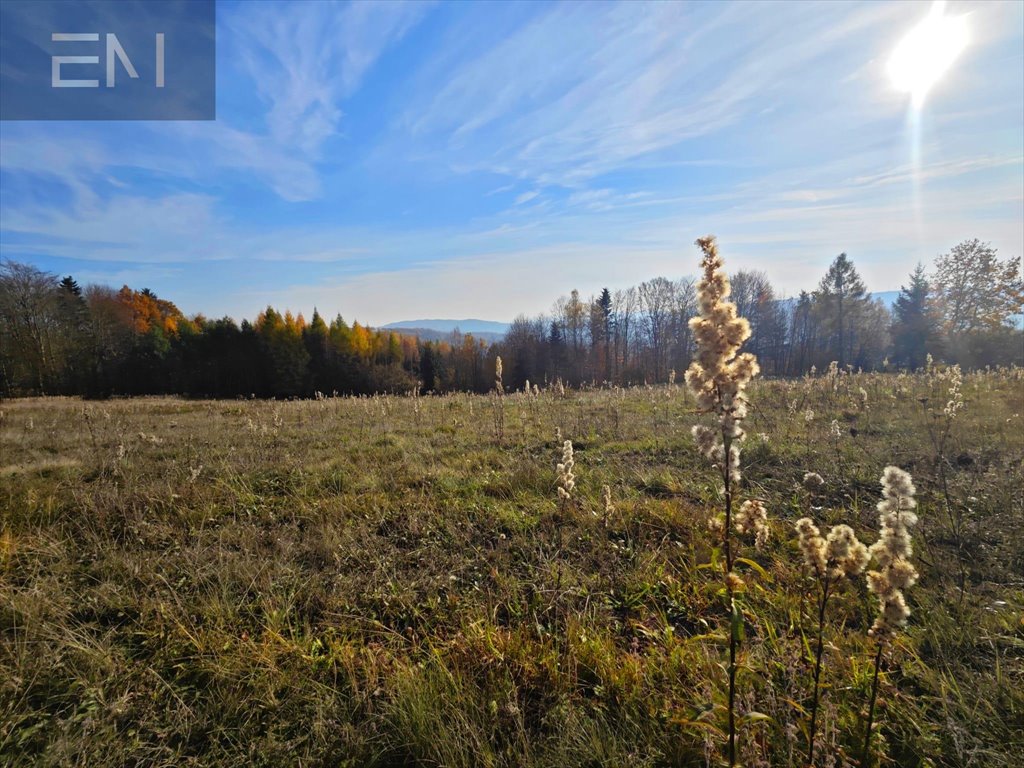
[862,466,919,766]
[685,235,760,767]
[795,517,869,765]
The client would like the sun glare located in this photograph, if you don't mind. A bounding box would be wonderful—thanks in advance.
[887,1,969,107]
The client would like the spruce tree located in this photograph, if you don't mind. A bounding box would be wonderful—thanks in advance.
[891,264,941,370]
[597,287,614,381]
[816,253,869,368]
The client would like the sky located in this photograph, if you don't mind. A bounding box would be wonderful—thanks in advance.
[1,0,1022,326]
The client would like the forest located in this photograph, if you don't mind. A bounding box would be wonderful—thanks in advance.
[1,239,1021,399]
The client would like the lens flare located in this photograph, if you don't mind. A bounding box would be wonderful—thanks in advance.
[888,1,969,108]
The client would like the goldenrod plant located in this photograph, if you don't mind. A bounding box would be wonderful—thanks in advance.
[795,517,869,765]
[862,466,919,766]
[685,235,761,767]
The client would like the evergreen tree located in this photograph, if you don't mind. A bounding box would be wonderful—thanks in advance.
[548,320,565,381]
[815,253,869,368]
[303,309,330,392]
[59,276,82,297]
[419,342,436,393]
[56,275,93,392]
[891,264,941,370]
[256,307,310,396]
[597,287,614,381]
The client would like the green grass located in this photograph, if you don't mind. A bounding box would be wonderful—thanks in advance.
[1,371,1022,766]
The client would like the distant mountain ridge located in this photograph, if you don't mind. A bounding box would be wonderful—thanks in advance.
[383,319,511,335]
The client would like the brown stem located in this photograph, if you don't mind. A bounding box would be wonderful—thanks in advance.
[728,594,737,768]
[807,578,832,766]
[861,640,884,767]
[722,430,736,768]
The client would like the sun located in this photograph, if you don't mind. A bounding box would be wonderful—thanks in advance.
[888,1,969,107]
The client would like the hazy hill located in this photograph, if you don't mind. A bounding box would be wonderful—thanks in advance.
[383,319,511,335]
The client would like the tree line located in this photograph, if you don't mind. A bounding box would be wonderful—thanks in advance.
[497,240,1021,391]
[1,239,1020,398]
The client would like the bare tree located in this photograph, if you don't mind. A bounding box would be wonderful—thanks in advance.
[613,287,638,380]
[0,260,61,392]
[639,277,677,381]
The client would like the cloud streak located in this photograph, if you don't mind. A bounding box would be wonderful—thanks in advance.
[1,0,1020,325]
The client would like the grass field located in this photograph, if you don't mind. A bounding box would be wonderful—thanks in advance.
[2,370,1022,767]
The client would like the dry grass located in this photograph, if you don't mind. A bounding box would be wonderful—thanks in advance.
[1,371,1022,767]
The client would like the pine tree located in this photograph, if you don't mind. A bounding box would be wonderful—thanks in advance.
[59,276,82,297]
[419,342,436,393]
[597,287,614,382]
[548,320,564,381]
[891,264,941,370]
[303,309,330,391]
[815,253,869,368]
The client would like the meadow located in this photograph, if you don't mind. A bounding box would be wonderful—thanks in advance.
[1,369,1022,767]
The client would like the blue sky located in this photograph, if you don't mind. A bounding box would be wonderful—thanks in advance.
[1,0,1021,325]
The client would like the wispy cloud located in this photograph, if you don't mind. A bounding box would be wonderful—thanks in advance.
[396,2,922,188]
[226,0,430,156]
[1,0,1020,325]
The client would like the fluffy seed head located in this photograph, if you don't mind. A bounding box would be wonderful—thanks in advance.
[556,440,576,501]
[685,236,760,482]
[825,524,869,578]
[735,499,770,550]
[867,466,919,638]
[797,518,869,581]
[602,484,614,515]
[796,517,827,576]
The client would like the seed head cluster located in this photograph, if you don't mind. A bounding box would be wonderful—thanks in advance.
[796,518,869,581]
[685,235,760,485]
[602,484,614,516]
[867,466,919,638]
[734,499,770,550]
[944,364,964,418]
[556,439,575,501]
